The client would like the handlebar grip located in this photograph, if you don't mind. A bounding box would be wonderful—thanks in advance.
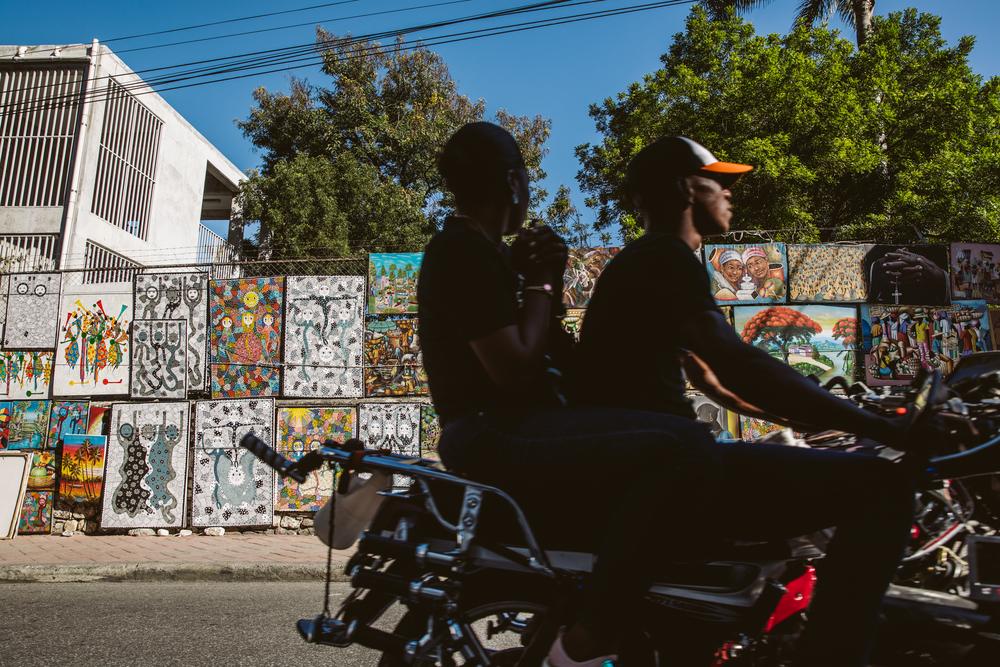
[239,433,305,482]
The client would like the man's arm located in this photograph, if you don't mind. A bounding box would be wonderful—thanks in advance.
[681,310,899,442]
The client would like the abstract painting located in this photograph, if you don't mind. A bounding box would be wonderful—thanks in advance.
[368,253,422,314]
[3,272,61,349]
[704,244,788,304]
[689,393,740,441]
[46,401,89,449]
[274,407,355,512]
[950,243,1000,302]
[364,316,427,397]
[740,416,786,442]
[101,403,189,529]
[134,272,209,391]
[860,301,991,385]
[210,277,284,398]
[7,400,52,450]
[358,403,420,456]
[282,276,364,398]
[788,244,871,302]
[192,398,275,527]
[26,449,57,490]
[52,287,132,396]
[18,490,52,535]
[130,320,187,399]
[734,305,859,383]
[58,433,107,506]
[563,247,620,308]
[420,404,441,461]
[863,245,951,305]
[0,350,53,399]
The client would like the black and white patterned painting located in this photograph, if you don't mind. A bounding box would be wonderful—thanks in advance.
[134,273,209,392]
[192,398,274,527]
[358,403,420,456]
[3,273,61,349]
[130,320,187,399]
[101,402,189,529]
[282,276,365,398]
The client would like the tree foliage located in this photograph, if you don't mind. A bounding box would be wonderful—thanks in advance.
[238,32,553,258]
[703,0,876,45]
[576,7,1000,243]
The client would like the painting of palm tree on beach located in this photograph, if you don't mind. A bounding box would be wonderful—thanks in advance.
[59,433,107,504]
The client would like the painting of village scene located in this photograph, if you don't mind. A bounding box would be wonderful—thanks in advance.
[734,305,859,383]
[368,253,421,314]
[364,316,428,397]
[951,243,1000,301]
[563,247,619,308]
[860,301,992,386]
[6,400,52,450]
[704,243,788,304]
[58,433,108,506]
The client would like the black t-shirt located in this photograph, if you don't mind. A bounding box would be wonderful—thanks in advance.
[574,232,721,418]
[418,220,519,423]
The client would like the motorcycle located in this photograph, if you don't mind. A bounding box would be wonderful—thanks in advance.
[240,370,1000,665]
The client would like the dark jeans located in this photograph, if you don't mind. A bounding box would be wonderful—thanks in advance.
[439,406,916,667]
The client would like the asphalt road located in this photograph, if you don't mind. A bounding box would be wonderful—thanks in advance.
[0,582,391,667]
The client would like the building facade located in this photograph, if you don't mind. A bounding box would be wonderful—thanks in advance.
[0,41,242,276]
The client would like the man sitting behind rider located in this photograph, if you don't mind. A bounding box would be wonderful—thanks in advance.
[572,136,917,667]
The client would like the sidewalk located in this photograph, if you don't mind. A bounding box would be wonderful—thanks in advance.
[0,534,355,583]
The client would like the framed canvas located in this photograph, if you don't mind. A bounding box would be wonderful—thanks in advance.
[134,272,209,391]
[787,244,871,303]
[950,243,1000,302]
[3,273,61,349]
[368,253,422,315]
[704,243,788,305]
[26,449,57,491]
[364,315,427,397]
[209,277,284,398]
[47,401,91,449]
[58,433,107,507]
[52,283,132,396]
[6,400,52,450]
[130,319,187,399]
[18,490,52,535]
[0,452,31,539]
[562,247,619,308]
[863,245,950,305]
[0,351,53,399]
[274,406,355,512]
[420,404,441,461]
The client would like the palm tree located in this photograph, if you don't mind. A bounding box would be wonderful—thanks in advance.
[704,0,876,45]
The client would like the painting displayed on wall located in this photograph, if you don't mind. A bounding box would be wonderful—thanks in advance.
[688,393,740,441]
[368,253,421,314]
[364,316,427,397]
[18,490,53,535]
[101,403,189,529]
[420,404,441,461]
[26,450,57,490]
[210,277,284,398]
[3,273,61,349]
[787,244,871,303]
[275,407,355,512]
[359,403,420,457]
[950,243,1000,302]
[0,350,52,399]
[130,320,187,399]
[860,301,991,385]
[283,276,364,398]
[192,398,275,527]
[46,400,89,449]
[52,287,132,396]
[992,307,1000,351]
[87,404,110,436]
[134,272,209,392]
[6,400,52,450]
[0,275,7,351]
[863,245,950,305]
[563,247,620,308]
[58,433,107,506]
[704,244,788,304]
[740,416,786,442]
[560,309,586,342]
[734,305,859,383]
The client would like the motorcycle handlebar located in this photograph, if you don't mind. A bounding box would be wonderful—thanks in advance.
[239,434,308,483]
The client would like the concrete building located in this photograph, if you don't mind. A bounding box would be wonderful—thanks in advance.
[0,41,242,277]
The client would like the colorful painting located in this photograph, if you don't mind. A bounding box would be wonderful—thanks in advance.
[368,252,421,314]
[275,407,355,511]
[210,277,284,398]
[192,398,275,527]
[130,320,187,399]
[950,243,1000,302]
[7,400,52,450]
[3,272,61,349]
[563,247,620,308]
[58,433,107,505]
[364,315,427,397]
[863,245,951,306]
[420,404,441,461]
[740,416,786,442]
[134,272,209,391]
[101,403,189,529]
[53,288,132,396]
[561,309,586,342]
[26,449,57,490]
[860,302,992,386]
[0,350,53,399]
[689,393,740,441]
[0,275,7,350]
[282,276,365,398]
[704,243,788,304]
[18,490,52,535]
[87,404,110,436]
[991,307,1000,350]
[788,244,871,303]
[734,305,859,383]
[47,400,89,449]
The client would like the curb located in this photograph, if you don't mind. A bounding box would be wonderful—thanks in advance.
[0,561,353,584]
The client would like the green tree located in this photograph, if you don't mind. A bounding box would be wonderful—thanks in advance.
[238,31,554,258]
[576,7,1000,244]
[704,0,876,45]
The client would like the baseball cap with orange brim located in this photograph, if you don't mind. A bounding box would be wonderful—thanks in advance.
[626,136,754,194]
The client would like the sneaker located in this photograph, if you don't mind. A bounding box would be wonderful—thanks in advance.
[542,631,618,667]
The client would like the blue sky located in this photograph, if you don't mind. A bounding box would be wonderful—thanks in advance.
[4,1,998,242]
